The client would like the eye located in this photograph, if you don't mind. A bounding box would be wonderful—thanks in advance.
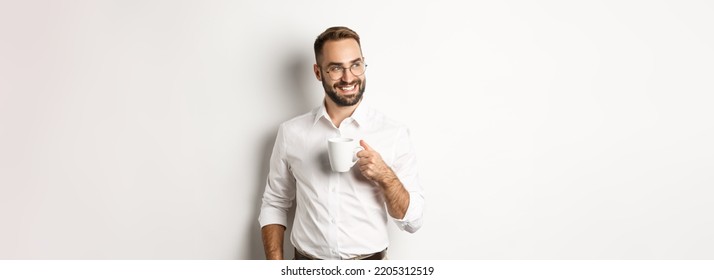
[327,66,342,72]
[351,62,363,68]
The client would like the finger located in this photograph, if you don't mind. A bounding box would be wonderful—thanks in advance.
[364,163,375,172]
[360,140,373,151]
[356,150,370,158]
[360,158,374,166]
[358,162,369,170]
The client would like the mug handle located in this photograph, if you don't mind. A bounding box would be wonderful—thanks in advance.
[351,146,365,166]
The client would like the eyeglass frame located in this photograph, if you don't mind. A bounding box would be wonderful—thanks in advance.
[320,59,368,80]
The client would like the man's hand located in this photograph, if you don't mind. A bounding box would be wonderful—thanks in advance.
[357,140,410,219]
[357,140,393,184]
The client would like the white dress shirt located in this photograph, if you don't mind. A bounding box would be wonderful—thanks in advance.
[258,100,424,260]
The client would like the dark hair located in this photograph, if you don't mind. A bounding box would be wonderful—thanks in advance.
[314,26,361,63]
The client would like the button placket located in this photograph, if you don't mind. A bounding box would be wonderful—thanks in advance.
[328,127,340,258]
[328,127,346,259]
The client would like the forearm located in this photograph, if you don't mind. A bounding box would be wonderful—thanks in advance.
[378,168,410,220]
[261,224,286,260]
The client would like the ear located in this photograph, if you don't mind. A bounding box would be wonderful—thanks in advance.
[313,63,322,81]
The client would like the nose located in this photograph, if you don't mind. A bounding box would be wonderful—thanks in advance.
[341,68,357,83]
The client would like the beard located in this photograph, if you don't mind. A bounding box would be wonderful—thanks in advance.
[323,78,366,107]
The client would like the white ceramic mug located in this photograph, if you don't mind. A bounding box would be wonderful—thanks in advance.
[327,137,364,172]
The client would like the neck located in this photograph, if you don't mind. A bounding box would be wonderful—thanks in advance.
[324,98,360,128]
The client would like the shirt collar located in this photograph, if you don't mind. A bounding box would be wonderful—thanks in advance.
[312,99,370,128]
[350,101,369,127]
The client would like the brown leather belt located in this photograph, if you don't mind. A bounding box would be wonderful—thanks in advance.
[294,248,386,260]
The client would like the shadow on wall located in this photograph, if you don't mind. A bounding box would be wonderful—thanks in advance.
[244,51,315,260]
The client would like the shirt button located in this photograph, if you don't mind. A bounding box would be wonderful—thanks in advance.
[331,218,336,223]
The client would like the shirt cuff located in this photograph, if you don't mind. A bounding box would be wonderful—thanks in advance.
[258,204,289,228]
[392,191,424,233]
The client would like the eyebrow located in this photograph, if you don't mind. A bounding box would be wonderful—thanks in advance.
[326,58,363,67]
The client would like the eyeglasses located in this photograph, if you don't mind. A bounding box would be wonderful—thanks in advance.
[323,61,367,80]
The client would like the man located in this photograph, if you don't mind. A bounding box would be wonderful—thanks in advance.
[259,26,424,260]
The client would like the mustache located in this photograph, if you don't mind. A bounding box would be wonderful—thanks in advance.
[334,80,360,88]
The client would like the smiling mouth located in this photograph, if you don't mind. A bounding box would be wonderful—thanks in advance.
[336,83,358,93]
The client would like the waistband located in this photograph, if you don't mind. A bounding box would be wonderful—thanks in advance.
[294,248,387,260]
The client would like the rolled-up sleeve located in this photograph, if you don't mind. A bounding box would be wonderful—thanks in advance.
[390,128,424,233]
[258,124,296,228]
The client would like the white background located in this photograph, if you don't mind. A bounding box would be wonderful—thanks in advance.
[1,0,712,259]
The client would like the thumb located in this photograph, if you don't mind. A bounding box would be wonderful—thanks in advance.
[360,140,373,151]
